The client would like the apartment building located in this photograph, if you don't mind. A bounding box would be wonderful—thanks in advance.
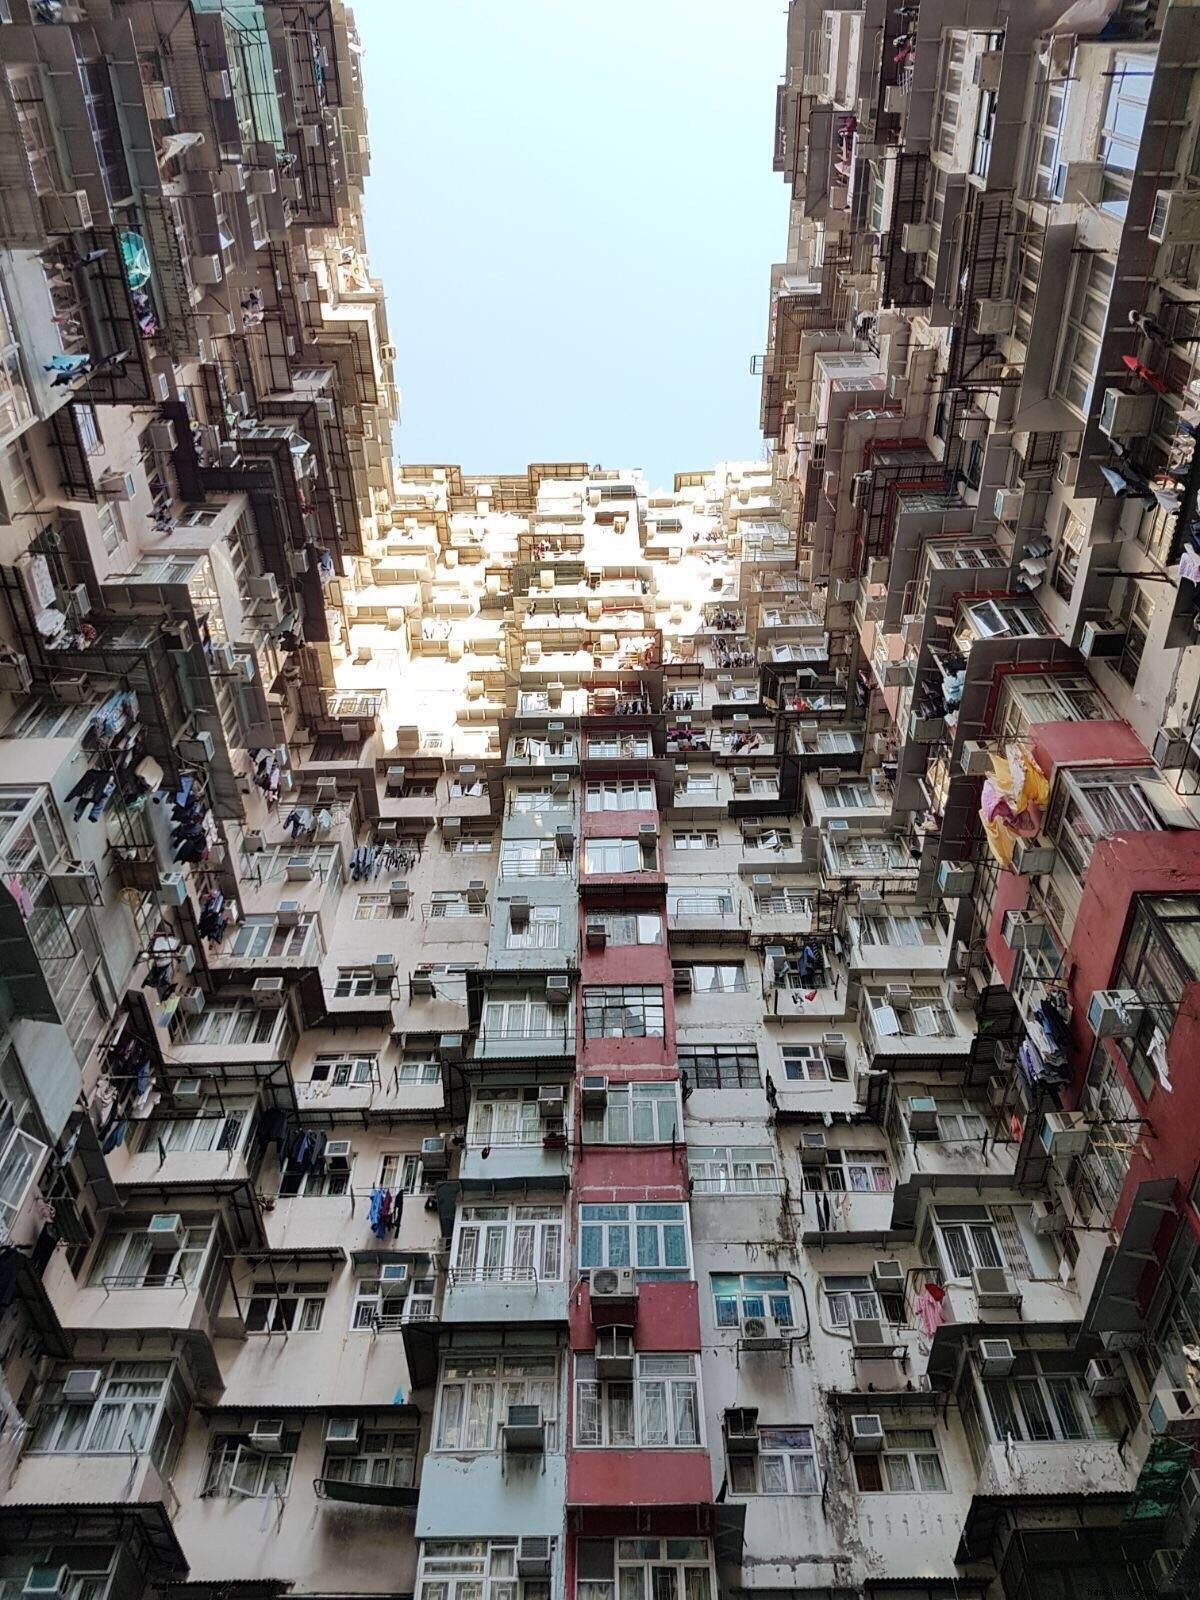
[1,4,1199,1600]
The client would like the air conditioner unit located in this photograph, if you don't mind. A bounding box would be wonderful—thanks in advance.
[1085,1357,1127,1398]
[978,1337,1016,1377]
[935,859,975,898]
[0,651,32,693]
[975,298,1014,336]
[179,731,215,765]
[901,222,933,253]
[972,1265,1021,1309]
[537,1086,565,1120]
[851,1317,890,1356]
[438,1034,466,1062]
[907,1097,939,1136]
[1099,387,1157,441]
[992,488,1023,525]
[249,1419,285,1451]
[1010,838,1056,875]
[276,901,302,928]
[550,771,570,793]
[555,825,575,855]
[441,816,461,839]
[325,1140,353,1172]
[503,1404,546,1451]
[586,920,607,949]
[286,856,314,882]
[390,881,410,910]
[1153,726,1192,767]
[594,1327,635,1377]
[149,421,178,453]
[251,976,284,1005]
[324,1416,361,1452]
[872,1260,905,1293]
[581,1074,608,1109]
[741,1314,786,1348]
[723,1407,761,1453]
[507,895,530,927]
[1054,160,1103,204]
[799,1132,828,1166]
[411,966,436,996]
[973,48,1003,90]
[156,870,188,907]
[420,1135,448,1173]
[24,1570,71,1600]
[1087,988,1145,1039]
[673,967,694,994]
[1149,187,1200,245]
[147,1213,185,1246]
[850,1413,885,1452]
[1078,620,1125,660]
[466,880,487,907]
[191,253,224,285]
[1041,1110,1090,1160]
[98,470,137,501]
[516,1537,553,1577]
[1002,909,1043,949]
[545,974,571,1005]
[850,471,874,510]
[1150,1384,1198,1434]
[591,1267,637,1303]
[61,1369,103,1404]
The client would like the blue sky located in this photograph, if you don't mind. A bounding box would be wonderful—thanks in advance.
[355,0,787,491]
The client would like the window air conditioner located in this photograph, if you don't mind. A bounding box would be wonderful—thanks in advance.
[850,1318,890,1356]
[850,1414,884,1451]
[325,1140,353,1172]
[324,1416,361,1452]
[1149,188,1200,245]
[581,1075,608,1109]
[1086,988,1145,1040]
[1086,1357,1127,1398]
[61,1369,103,1404]
[723,1407,760,1453]
[971,1265,1021,1309]
[871,1260,905,1292]
[594,1327,635,1377]
[147,1213,185,1246]
[590,1267,637,1302]
[420,1135,448,1173]
[1040,1110,1090,1160]
[249,1419,285,1451]
[978,1338,1016,1377]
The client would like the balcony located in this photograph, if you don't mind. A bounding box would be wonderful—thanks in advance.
[458,1127,570,1184]
[971,1438,1135,1500]
[798,1186,893,1241]
[441,1264,568,1325]
[5,1449,180,1516]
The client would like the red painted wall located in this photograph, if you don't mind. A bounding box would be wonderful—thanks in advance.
[569,1280,700,1351]
[567,1449,712,1508]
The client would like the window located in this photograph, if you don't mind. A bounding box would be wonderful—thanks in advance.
[827,836,912,874]
[981,1353,1110,1445]
[804,1148,891,1193]
[728,1426,818,1495]
[430,890,486,918]
[580,1203,691,1279]
[678,1045,758,1089]
[668,891,732,917]
[29,1362,181,1466]
[500,839,569,877]
[781,1044,848,1083]
[229,915,316,961]
[1098,53,1149,209]
[203,1428,299,1497]
[449,775,485,798]
[742,824,794,850]
[469,1088,544,1146]
[356,892,405,920]
[418,1539,541,1600]
[322,1428,417,1489]
[933,1099,987,1143]
[89,1219,213,1289]
[931,32,967,159]
[434,1355,558,1450]
[1117,583,1154,688]
[675,963,746,994]
[1051,510,1085,602]
[921,1205,1005,1279]
[823,1274,903,1326]
[176,1001,289,1049]
[672,831,718,850]
[856,912,943,949]
[585,837,651,874]
[583,1082,680,1144]
[754,887,811,915]
[246,1280,326,1332]
[588,910,664,945]
[378,1152,426,1191]
[1025,72,1067,202]
[582,985,665,1039]
[401,780,437,797]
[513,786,570,812]
[482,995,554,1041]
[998,672,1111,737]
[452,1202,564,1282]
[456,833,494,854]
[0,435,39,517]
[821,781,873,809]
[311,1054,377,1087]
[98,501,125,556]
[586,780,655,809]
[278,1165,349,1199]
[335,965,391,998]
[398,1050,441,1085]
[352,1271,420,1331]
[138,1100,250,1155]
[587,735,652,758]
[712,1273,794,1329]
[690,1146,779,1194]
[852,1428,946,1492]
[1054,254,1114,415]
[862,985,956,1042]
[575,1538,713,1600]
[575,1353,701,1447]
[506,903,560,949]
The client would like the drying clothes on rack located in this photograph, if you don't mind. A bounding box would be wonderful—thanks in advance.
[285,1128,327,1174]
[912,1282,946,1337]
[368,1188,405,1240]
[350,845,376,881]
[256,1107,292,1157]
[284,806,315,841]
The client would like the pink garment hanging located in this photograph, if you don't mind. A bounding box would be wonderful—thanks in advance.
[913,1286,947,1337]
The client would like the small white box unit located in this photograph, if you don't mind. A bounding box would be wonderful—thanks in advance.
[1086,1357,1127,1398]
[978,1338,1016,1377]
[907,1096,938,1135]
[324,1416,361,1452]
[723,1406,760,1453]
[516,1537,553,1577]
[972,1265,1021,1308]
[147,1213,185,1246]
[325,1140,353,1173]
[591,1267,637,1302]
[872,1259,905,1292]
[1099,387,1157,441]
[24,1570,71,1600]
[420,1135,448,1173]
[799,1132,828,1166]
[1041,1110,1090,1160]
[938,859,976,896]
[1010,839,1056,875]
[850,1413,884,1451]
[61,1369,103,1403]
[1087,989,1145,1039]
[594,1326,635,1377]
[1149,188,1200,245]
[249,1419,285,1451]
[503,1404,546,1450]
[538,1086,565,1118]
[850,1317,890,1356]
[580,1074,608,1109]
